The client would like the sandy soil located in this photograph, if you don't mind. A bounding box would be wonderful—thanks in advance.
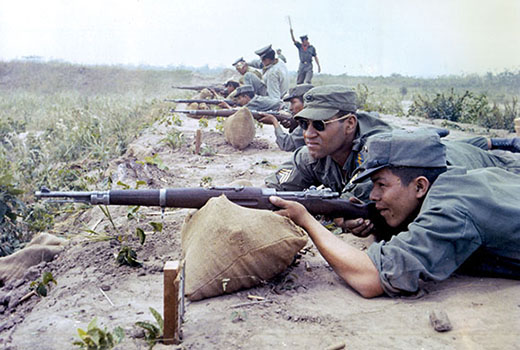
[1,107,519,350]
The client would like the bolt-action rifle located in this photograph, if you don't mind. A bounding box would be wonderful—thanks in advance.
[172,109,299,131]
[171,85,227,96]
[165,99,238,107]
[35,186,373,220]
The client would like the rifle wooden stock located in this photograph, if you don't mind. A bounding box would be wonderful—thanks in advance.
[165,99,237,106]
[35,186,372,220]
[173,108,294,125]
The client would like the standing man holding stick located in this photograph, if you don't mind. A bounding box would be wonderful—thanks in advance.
[288,16,321,84]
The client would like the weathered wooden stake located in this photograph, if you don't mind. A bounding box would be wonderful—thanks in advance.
[163,260,184,344]
[195,129,202,154]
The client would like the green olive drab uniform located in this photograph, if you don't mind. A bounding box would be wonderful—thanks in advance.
[246,95,284,112]
[367,167,520,297]
[265,111,392,192]
[241,70,267,96]
[344,139,520,202]
[274,126,305,152]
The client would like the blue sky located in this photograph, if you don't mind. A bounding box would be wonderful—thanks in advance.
[1,0,519,77]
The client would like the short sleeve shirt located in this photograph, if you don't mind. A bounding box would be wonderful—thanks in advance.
[295,42,317,64]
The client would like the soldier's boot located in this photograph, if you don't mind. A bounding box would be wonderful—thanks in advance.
[490,137,520,153]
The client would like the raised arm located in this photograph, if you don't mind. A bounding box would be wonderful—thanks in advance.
[290,28,298,45]
[270,196,384,298]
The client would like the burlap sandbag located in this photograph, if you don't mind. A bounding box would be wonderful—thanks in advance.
[181,195,307,301]
[223,107,256,150]
[0,233,65,285]
[198,88,214,99]
[187,102,199,110]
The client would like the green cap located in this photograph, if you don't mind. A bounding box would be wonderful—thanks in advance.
[295,85,357,120]
[353,130,447,183]
[282,84,314,102]
[235,85,254,96]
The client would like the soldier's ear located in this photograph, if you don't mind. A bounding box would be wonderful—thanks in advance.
[343,114,357,134]
[414,176,430,199]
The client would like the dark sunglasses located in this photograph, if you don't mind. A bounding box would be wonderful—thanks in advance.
[296,114,352,132]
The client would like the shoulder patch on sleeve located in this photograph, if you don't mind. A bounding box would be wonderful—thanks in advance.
[277,168,293,184]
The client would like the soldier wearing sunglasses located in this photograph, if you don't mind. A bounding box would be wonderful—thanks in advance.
[265,85,391,194]
[265,85,520,240]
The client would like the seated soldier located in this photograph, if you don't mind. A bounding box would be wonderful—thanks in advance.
[232,58,267,97]
[258,84,314,152]
[270,129,520,298]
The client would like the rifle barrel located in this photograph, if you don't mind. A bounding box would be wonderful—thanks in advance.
[35,186,371,219]
[164,99,236,106]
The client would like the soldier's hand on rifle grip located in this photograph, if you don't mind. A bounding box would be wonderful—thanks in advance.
[334,197,374,237]
[269,196,313,228]
[258,113,279,127]
[219,101,231,109]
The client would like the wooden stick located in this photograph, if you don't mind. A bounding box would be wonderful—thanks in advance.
[19,290,37,303]
[230,299,273,309]
[99,287,114,306]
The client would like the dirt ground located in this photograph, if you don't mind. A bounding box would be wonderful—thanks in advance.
[1,106,519,350]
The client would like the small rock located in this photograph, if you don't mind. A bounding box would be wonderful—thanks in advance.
[429,310,452,332]
[100,285,111,292]
[130,328,145,339]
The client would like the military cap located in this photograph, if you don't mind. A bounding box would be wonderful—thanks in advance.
[232,57,245,66]
[282,84,314,102]
[235,85,255,96]
[255,45,274,59]
[353,130,447,183]
[300,35,308,41]
[295,85,357,120]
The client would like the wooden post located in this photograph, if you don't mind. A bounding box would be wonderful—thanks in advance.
[163,260,184,344]
[195,129,202,154]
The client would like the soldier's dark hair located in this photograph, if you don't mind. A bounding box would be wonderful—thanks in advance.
[263,50,276,61]
[388,166,447,186]
[226,81,240,89]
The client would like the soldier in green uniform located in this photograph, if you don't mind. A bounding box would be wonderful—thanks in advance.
[232,57,267,96]
[276,49,287,63]
[223,80,239,98]
[342,134,520,238]
[265,85,392,193]
[251,45,289,99]
[270,130,520,298]
[258,84,314,152]
[221,85,283,112]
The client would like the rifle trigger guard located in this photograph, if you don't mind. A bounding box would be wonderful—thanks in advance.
[160,189,167,207]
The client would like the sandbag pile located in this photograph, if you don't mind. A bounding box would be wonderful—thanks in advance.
[181,195,307,301]
[223,107,256,149]
[0,233,65,286]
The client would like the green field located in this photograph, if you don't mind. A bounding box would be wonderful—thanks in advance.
[1,60,519,254]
